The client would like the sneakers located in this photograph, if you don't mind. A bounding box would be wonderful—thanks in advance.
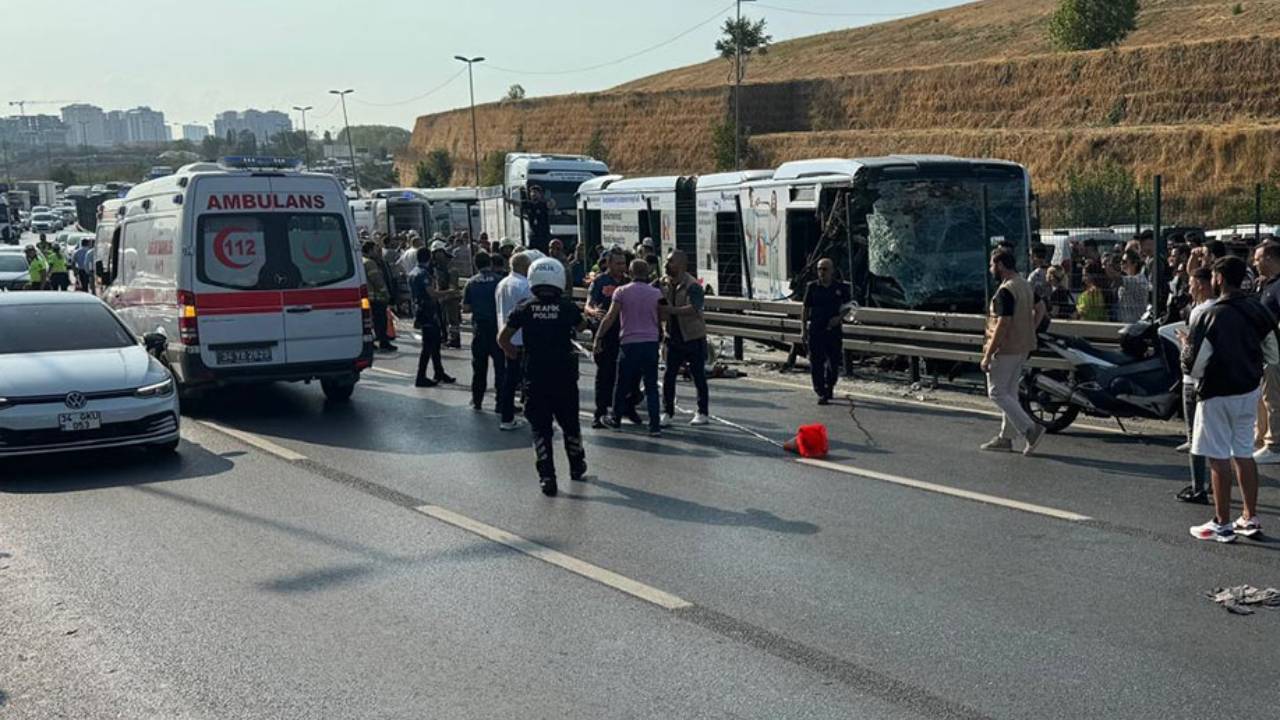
[1252,447,1280,465]
[1234,515,1264,538]
[539,477,558,497]
[603,415,622,430]
[591,415,606,429]
[659,413,674,428]
[415,377,438,388]
[1175,441,1191,454]
[499,419,526,431]
[471,401,483,411]
[980,437,1014,452]
[435,374,456,385]
[690,413,710,426]
[378,343,398,353]
[1023,425,1046,456]
[817,396,831,406]
[1190,520,1236,543]
[1175,485,1210,505]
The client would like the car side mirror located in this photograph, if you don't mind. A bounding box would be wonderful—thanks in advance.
[143,332,167,357]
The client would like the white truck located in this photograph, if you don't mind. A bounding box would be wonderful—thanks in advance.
[17,180,60,208]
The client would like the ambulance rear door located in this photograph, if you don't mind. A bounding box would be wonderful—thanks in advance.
[270,175,363,364]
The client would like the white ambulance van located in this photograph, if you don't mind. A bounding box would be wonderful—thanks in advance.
[100,157,374,402]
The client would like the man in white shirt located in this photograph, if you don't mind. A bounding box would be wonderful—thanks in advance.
[495,251,534,430]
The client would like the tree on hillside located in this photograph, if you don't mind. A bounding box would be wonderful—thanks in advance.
[711,119,757,171]
[1048,0,1139,51]
[583,129,610,164]
[480,150,507,186]
[414,149,454,188]
[505,84,526,102]
[200,134,226,161]
[1063,162,1136,226]
[236,129,258,155]
[716,16,772,82]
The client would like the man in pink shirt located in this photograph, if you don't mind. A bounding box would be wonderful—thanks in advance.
[594,259,664,435]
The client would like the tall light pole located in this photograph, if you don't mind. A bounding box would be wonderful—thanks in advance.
[329,89,358,192]
[454,55,485,185]
[734,0,755,172]
[292,105,313,169]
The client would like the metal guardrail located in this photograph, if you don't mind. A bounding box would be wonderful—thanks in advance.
[572,287,1126,372]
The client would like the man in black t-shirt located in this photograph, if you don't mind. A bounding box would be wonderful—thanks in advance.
[499,257,588,497]
[802,259,852,404]
[586,248,630,426]
[521,185,553,253]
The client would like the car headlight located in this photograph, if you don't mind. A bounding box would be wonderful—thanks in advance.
[135,378,174,398]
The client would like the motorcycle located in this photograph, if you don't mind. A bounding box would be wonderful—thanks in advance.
[1018,319,1183,433]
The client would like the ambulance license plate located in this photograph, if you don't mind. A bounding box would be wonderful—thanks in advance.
[216,348,273,365]
[59,412,102,432]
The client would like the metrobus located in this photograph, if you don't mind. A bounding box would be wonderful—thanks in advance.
[577,156,1033,313]
[576,170,772,296]
[502,153,609,247]
[414,187,482,238]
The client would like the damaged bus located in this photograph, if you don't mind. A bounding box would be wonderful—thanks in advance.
[737,155,1033,312]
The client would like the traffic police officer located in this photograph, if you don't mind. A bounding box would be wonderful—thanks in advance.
[498,257,588,496]
[23,244,50,290]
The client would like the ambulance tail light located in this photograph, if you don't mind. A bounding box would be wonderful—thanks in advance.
[359,285,373,341]
[177,290,200,346]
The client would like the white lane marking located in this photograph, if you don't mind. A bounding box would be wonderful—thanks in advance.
[195,420,308,462]
[742,375,1134,436]
[415,504,694,610]
[796,457,1092,522]
[369,367,414,378]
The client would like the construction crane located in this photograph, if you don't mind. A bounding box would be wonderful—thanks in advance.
[8,100,72,116]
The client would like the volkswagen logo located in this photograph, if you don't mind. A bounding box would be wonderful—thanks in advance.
[64,392,88,410]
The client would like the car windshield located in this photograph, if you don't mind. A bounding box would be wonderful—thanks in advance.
[864,177,1028,310]
[196,213,355,290]
[0,254,28,272]
[0,303,136,354]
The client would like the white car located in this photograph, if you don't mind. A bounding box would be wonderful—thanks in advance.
[30,212,62,233]
[0,248,29,291]
[0,292,180,457]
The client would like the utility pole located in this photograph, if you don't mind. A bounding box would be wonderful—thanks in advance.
[455,55,485,185]
[734,0,755,172]
[292,105,313,169]
[329,89,358,192]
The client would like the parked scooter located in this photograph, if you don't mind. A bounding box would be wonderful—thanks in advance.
[1019,319,1182,433]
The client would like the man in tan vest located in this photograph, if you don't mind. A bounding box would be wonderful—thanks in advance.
[657,250,710,427]
[981,249,1046,455]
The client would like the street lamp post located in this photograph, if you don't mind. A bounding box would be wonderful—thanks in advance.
[454,55,485,185]
[292,105,314,169]
[328,89,358,192]
[734,0,756,172]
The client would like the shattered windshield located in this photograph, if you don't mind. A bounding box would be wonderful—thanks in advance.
[864,178,1027,311]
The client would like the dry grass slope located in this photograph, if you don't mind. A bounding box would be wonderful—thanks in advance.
[401,0,1280,197]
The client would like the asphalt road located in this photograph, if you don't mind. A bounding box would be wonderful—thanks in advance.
[3,329,1279,719]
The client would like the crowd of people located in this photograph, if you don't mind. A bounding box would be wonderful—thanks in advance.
[364,227,713,496]
[988,232,1280,544]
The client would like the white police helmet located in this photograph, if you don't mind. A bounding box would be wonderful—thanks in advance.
[527,257,566,293]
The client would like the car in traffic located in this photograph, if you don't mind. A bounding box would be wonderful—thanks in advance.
[30,212,63,233]
[0,248,30,291]
[0,292,180,457]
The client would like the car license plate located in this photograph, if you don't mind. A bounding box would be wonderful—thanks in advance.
[216,347,273,365]
[59,412,101,432]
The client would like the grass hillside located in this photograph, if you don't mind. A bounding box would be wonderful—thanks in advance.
[614,0,1280,92]
[401,0,1280,221]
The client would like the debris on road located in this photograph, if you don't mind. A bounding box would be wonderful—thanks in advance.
[1206,586,1280,615]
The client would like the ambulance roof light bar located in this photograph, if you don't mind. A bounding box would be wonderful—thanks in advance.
[218,156,303,170]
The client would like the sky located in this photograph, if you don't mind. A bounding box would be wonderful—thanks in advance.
[7,0,969,136]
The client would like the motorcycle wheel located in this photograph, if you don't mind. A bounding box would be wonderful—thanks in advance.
[1018,375,1080,434]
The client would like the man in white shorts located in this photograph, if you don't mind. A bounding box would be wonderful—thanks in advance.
[1183,256,1276,542]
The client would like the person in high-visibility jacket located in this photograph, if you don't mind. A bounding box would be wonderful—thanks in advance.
[44,241,71,291]
[24,245,50,290]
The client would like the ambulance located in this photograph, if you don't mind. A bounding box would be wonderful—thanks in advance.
[99,157,373,402]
